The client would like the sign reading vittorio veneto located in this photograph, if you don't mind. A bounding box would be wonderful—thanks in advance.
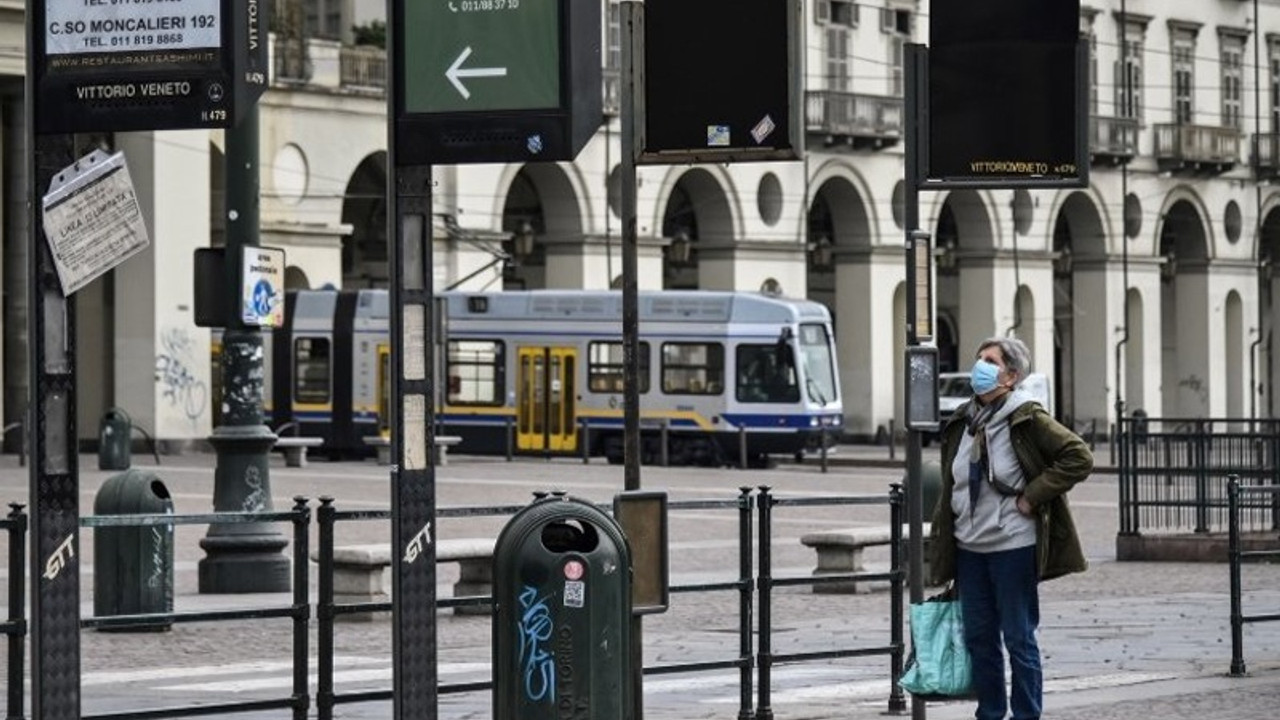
[32,0,267,133]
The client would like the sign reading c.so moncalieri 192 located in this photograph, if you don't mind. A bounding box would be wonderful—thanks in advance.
[32,0,267,133]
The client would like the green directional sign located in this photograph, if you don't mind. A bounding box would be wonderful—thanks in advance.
[405,0,560,113]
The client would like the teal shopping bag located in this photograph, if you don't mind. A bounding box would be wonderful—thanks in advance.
[898,590,974,698]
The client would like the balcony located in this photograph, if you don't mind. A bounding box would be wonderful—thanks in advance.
[1153,123,1240,173]
[1254,134,1280,180]
[1089,116,1139,165]
[805,90,902,150]
[340,45,387,90]
[272,36,311,84]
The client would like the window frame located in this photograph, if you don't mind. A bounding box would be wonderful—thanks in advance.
[735,343,800,404]
[587,340,650,394]
[293,336,332,405]
[660,342,725,396]
[446,338,506,407]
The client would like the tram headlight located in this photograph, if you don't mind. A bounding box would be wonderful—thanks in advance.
[809,417,819,427]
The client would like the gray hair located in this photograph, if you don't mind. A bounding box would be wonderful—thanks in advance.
[977,336,1031,384]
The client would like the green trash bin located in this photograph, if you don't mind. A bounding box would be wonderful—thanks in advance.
[98,408,132,471]
[492,494,632,720]
[93,469,174,631]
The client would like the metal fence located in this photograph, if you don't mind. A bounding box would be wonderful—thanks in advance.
[1118,417,1280,535]
[1228,477,1280,677]
[78,500,313,720]
[314,486,907,720]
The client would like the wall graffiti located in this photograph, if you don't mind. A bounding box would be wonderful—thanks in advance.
[518,584,555,702]
[155,327,208,423]
[242,465,265,512]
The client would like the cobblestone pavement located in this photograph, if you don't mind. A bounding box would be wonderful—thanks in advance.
[0,447,1277,719]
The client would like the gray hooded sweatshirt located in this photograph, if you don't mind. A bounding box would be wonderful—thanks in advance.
[949,387,1038,553]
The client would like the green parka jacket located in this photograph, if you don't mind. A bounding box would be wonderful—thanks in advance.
[928,399,1094,585]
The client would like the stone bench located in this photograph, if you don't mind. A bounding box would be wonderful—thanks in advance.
[274,436,324,468]
[800,523,932,594]
[363,435,463,466]
[313,537,495,620]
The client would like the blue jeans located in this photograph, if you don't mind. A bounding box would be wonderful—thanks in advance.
[955,546,1041,720]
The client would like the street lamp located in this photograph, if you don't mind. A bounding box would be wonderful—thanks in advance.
[667,229,693,267]
[808,234,834,270]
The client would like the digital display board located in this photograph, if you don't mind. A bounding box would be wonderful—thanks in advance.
[33,0,266,133]
[404,0,560,113]
[639,0,800,164]
[926,0,1086,188]
[393,0,600,165]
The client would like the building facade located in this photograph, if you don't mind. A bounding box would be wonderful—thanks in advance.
[1,0,1278,446]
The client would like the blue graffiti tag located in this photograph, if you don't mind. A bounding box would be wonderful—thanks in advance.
[518,585,555,701]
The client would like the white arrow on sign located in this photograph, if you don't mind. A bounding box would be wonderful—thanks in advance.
[445,47,508,99]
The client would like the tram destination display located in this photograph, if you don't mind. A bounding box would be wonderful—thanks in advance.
[32,0,267,133]
[926,0,1087,188]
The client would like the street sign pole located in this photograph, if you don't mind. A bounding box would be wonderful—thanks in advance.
[620,3,644,719]
[200,105,290,594]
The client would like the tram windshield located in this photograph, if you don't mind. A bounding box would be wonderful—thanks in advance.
[798,323,837,406]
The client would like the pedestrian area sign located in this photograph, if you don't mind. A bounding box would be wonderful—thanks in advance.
[393,0,600,165]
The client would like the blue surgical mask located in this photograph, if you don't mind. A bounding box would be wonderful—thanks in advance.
[970,359,1002,395]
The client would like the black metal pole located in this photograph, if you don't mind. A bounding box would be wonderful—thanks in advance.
[904,41,927,720]
[737,487,754,720]
[756,486,773,720]
[317,497,335,720]
[28,128,81,720]
[621,6,645,720]
[200,106,290,593]
[290,497,310,720]
[888,483,906,713]
[1228,476,1246,676]
[1115,0,1129,436]
[6,503,25,720]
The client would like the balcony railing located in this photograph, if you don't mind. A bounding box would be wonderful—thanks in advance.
[805,90,902,149]
[1090,116,1139,163]
[272,37,311,84]
[1254,134,1280,180]
[340,45,387,89]
[1153,123,1240,172]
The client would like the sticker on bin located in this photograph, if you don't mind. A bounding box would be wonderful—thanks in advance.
[564,580,585,608]
[564,559,585,580]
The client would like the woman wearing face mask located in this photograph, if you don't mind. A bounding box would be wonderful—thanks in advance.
[928,336,1093,720]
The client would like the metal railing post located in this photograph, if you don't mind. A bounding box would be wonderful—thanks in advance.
[6,503,26,720]
[889,418,896,461]
[737,487,755,720]
[888,484,906,713]
[756,486,774,720]
[317,497,336,720]
[580,418,590,464]
[506,415,515,461]
[1195,420,1210,533]
[739,426,749,470]
[660,419,669,467]
[1229,476,1247,676]
[820,428,829,474]
[292,497,311,720]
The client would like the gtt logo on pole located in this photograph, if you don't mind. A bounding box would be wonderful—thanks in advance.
[393,0,600,165]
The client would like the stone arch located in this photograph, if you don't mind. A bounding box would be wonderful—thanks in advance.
[807,159,880,246]
[656,168,738,289]
[340,151,387,288]
[928,189,998,252]
[498,164,587,289]
[1158,194,1212,417]
[1226,290,1245,418]
[1126,288,1146,415]
[284,266,310,290]
[1051,190,1109,424]
[807,174,873,314]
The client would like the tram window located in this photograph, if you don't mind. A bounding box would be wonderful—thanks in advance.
[294,337,331,404]
[447,339,505,406]
[799,324,838,406]
[661,342,724,395]
[588,341,650,393]
[736,344,799,403]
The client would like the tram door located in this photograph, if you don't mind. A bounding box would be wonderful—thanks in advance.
[376,343,391,439]
[516,346,578,452]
